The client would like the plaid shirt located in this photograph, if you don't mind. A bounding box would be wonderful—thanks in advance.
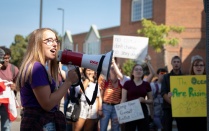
[21,107,66,131]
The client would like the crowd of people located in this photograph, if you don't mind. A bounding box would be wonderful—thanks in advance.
[0,28,206,131]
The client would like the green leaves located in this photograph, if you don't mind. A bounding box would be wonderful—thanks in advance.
[10,35,27,67]
[137,19,184,52]
[122,59,136,76]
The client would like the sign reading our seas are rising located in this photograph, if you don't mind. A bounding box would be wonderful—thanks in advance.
[170,75,206,117]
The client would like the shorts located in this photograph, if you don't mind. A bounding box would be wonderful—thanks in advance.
[79,101,98,119]
[43,122,56,131]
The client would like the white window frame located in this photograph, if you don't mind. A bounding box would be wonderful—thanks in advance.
[131,0,153,22]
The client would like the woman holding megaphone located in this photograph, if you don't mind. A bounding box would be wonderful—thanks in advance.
[16,28,79,131]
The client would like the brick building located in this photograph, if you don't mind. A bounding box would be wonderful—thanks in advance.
[63,0,206,74]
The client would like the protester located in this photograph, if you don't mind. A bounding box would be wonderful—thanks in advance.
[149,68,167,130]
[177,55,206,131]
[99,58,125,131]
[0,47,19,131]
[0,47,19,94]
[161,56,184,131]
[188,55,206,130]
[73,68,102,131]
[121,64,153,131]
[16,28,79,130]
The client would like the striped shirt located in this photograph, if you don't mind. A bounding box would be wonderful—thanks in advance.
[100,79,122,104]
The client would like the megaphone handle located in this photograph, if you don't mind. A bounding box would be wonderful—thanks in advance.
[71,66,81,87]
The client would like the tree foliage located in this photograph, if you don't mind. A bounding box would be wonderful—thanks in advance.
[137,19,184,52]
[10,35,27,67]
[122,59,136,76]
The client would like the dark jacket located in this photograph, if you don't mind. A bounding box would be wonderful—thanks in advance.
[161,70,183,109]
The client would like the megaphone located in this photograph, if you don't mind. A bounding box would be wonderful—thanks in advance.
[57,49,113,80]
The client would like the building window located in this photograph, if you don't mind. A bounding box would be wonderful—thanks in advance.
[131,0,153,22]
[83,42,100,54]
[89,42,98,54]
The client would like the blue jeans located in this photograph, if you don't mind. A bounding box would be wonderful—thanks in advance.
[153,116,163,129]
[0,104,11,131]
[43,122,56,131]
[100,103,120,131]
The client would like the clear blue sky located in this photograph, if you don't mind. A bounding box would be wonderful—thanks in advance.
[0,0,121,47]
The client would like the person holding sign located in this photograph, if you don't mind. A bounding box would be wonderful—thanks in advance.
[161,56,184,131]
[149,68,168,130]
[99,58,125,131]
[121,64,153,131]
[178,55,206,131]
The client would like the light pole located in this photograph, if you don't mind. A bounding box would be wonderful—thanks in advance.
[57,8,64,50]
[39,0,43,28]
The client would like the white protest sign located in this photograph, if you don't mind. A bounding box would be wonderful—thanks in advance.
[114,99,144,124]
[113,35,148,61]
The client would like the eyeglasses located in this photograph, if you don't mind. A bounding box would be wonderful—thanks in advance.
[159,72,167,75]
[193,64,204,67]
[134,68,142,71]
[43,38,60,46]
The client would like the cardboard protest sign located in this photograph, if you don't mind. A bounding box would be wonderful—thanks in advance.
[170,75,206,117]
[113,35,148,62]
[114,99,144,124]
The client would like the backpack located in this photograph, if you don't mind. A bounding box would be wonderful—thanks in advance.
[10,64,15,79]
[65,86,81,122]
[153,82,163,117]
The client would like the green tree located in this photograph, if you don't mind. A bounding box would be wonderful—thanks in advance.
[121,19,184,76]
[10,35,27,67]
[122,59,136,76]
[137,19,184,52]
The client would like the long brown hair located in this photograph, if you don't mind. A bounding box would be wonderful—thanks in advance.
[189,59,206,75]
[16,28,60,90]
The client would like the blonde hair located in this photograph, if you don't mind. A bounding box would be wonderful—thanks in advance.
[16,28,60,90]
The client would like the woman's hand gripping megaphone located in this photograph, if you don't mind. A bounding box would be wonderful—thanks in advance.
[66,65,81,87]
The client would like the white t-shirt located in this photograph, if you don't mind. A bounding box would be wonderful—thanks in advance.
[77,82,100,101]
[78,82,100,119]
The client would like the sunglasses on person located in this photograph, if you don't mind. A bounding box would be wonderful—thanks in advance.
[159,72,167,75]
